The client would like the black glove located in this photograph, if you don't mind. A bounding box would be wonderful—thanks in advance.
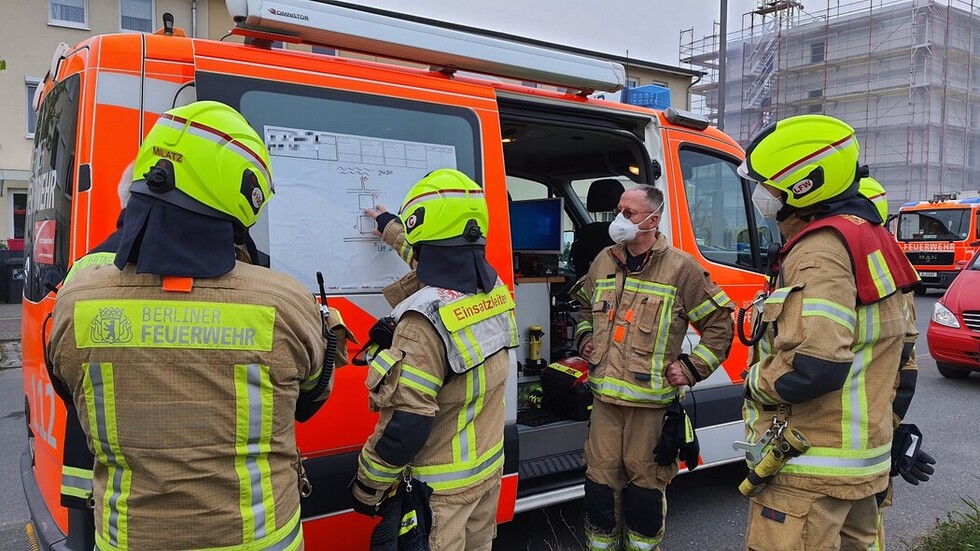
[890,423,936,485]
[653,398,700,471]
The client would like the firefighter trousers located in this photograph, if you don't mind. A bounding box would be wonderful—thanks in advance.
[428,478,501,551]
[583,399,677,551]
[745,483,878,551]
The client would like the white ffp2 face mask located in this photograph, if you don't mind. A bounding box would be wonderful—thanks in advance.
[608,205,661,244]
[752,185,783,220]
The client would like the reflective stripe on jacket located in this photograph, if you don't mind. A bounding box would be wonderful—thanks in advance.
[572,233,734,407]
[358,273,512,496]
[50,262,325,550]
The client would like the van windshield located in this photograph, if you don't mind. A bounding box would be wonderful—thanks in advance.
[897,208,970,242]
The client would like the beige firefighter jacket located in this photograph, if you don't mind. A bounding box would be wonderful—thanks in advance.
[49,261,347,551]
[571,233,735,407]
[744,224,906,500]
[355,273,509,501]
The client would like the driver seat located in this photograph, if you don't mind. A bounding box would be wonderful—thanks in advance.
[570,179,625,282]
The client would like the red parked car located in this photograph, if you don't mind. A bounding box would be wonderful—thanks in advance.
[927,250,980,378]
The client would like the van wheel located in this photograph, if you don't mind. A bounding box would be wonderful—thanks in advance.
[937,362,970,379]
[913,284,928,296]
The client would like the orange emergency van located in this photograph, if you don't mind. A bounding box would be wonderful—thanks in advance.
[21,1,770,548]
[896,193,980,294]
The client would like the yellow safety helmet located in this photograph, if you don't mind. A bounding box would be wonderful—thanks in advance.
[398,169,488,246]
[131,101,273,228]
[737,115,860,210]
[858,176,888,224]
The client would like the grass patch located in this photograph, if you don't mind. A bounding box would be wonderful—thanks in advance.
[909,499,980,551]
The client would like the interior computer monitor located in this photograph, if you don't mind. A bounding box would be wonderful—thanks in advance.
[509,197,565,254]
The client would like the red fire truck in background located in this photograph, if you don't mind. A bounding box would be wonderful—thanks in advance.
[897,192,980,294]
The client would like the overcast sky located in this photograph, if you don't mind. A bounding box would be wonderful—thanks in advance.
[354,0,760,66]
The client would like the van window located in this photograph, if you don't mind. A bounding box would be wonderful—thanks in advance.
[680,148,771,272]
[25,75,81,302]
[196,73,481,293]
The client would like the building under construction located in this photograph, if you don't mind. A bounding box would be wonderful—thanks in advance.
[681,0,980,211]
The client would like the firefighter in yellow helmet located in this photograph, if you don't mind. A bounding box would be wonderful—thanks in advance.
[857,177,935,551]
[352,169,518,551]
[48,101,351,551]
[737,115,923,550]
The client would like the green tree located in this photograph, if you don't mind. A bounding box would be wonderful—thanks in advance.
[0,59,6,71]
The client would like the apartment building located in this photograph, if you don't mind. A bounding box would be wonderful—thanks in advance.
[683,0,980,212]
[0,0,698,244]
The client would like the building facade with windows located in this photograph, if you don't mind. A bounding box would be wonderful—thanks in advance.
[682,0,980,211]
[0,0,203,248]
[0,0,698,245]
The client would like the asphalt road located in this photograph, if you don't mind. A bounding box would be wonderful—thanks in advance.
[1,295,978,551]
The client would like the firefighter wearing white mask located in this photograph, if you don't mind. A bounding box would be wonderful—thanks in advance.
[571,184,735,551]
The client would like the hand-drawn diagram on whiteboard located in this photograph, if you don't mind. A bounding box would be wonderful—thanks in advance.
[261,125,457,293]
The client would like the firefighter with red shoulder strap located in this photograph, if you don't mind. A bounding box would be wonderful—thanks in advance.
[47,101,351,551]
[737,114,926,550]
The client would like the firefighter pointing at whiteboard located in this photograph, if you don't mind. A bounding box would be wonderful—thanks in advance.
[47,101,351,551]
[570,184,735,551]
[352,169,518,551]
[737,115,931,550]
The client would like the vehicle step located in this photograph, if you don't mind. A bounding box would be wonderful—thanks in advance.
[519,450,585,480]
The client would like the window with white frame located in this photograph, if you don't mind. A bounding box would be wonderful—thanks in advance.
[121,0,154,33]
[49,0,88,28]
[26,79,40,138]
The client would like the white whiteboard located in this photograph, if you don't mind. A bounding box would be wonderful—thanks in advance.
[255,125,457,293]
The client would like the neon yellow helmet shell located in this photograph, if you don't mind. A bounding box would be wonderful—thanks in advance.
[399,169,488,246]
[737,115,860,210]
[858,176,888,224]
[132,101,273,227]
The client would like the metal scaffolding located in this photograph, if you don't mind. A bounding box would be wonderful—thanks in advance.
[680,0,980,212]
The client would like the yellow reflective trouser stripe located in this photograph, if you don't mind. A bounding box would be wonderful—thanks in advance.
[399,363,442,398]
[590,375,677,404]
[625,529,662,551]
[843,303,877,449]
[84,362,131,550]
[586,530,619,550]
[687,290,731,322]
[65,252,116,283]
[867,249,896,299]
[358,452,402,485]
[453,365,484,463]
[743,399,761,454]
[95,508,303,551]
[74,300,276,351]
[414,439,504,492]
[802,298,857,332]
[691,343,720,371]
[61,465,94,499]
[783,443,891,477]
[234,364,277,543]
